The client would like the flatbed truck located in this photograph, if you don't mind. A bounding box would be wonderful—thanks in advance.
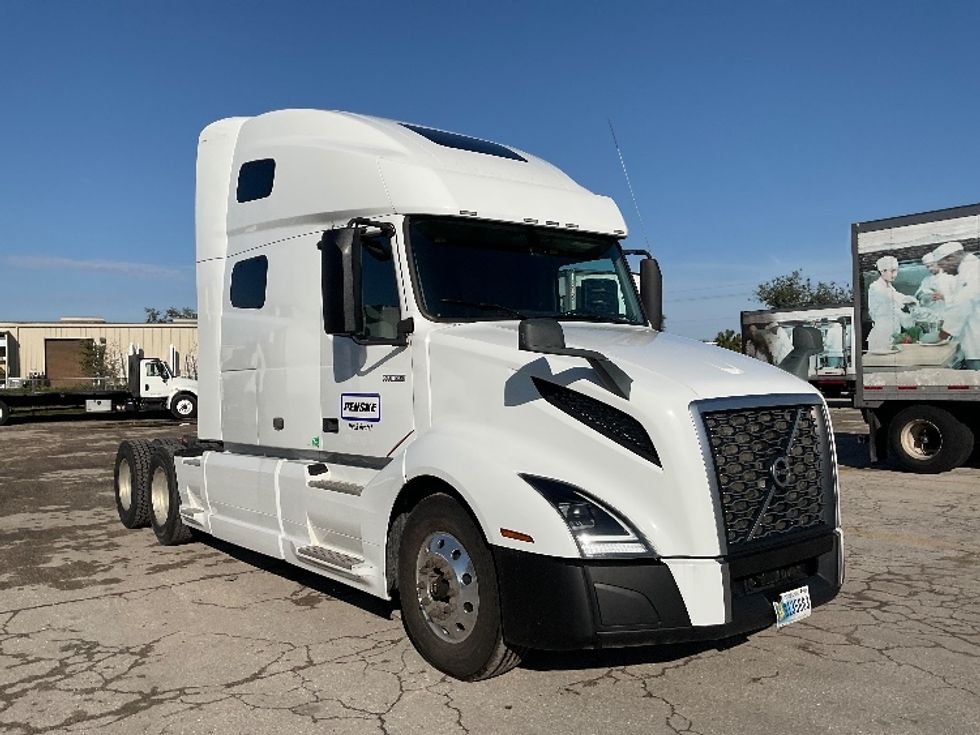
[0,354,198,426]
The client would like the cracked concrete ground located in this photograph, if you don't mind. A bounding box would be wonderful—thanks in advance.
[0,408,978,734]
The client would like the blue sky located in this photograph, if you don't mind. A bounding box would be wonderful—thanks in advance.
[1,1,977,339]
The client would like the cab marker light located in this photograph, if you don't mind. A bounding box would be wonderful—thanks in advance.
[500,528,534,543]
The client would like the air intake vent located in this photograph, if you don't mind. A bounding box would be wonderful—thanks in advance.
[701,404,834,551]
[532,378,660,466]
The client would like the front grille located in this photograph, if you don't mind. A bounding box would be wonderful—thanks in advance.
[701,404,832,551]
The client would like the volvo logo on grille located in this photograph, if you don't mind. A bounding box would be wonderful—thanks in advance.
[770,456,793,488]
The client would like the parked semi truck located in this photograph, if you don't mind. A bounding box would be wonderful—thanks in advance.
[853,203,980,473]
[114,110,843,680]
[0,352,198,426]
[741,305,855,397]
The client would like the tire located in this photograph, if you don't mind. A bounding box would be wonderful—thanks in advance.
[888,405,974,474]
[148,443,194,545]
[397,494,524,681]
[170,392,197,420]
[0,399,10,427]
[114,439,153,528]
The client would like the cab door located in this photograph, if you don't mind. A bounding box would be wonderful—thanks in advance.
[319,223,415,463]
[140,360,169,399]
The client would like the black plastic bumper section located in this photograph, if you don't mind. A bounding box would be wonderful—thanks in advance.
[493,532,842,651]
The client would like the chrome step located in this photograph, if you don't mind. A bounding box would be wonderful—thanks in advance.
[178,506,206,527]
[296,545,372,576]
[307,478,363,496]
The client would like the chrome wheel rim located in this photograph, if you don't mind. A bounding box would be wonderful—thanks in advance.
[415,532,479,643]
[900,419,942,460]
[175,399,194,416]
[151,467,170,525]
[118,458,132,511]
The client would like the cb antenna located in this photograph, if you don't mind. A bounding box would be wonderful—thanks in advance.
[608,118,651,252]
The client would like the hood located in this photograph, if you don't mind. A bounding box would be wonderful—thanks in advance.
[428,321,817,402]
[170,377,198,392]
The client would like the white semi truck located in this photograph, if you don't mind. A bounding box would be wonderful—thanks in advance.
[114,110,843,680]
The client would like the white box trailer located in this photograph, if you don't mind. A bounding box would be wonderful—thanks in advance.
[741,305,855,397]
[853,203,980,472]
[114,110,843,680]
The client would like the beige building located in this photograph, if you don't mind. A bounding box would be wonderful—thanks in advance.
[0,318,198,388]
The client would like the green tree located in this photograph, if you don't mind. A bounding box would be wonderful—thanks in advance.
[79,340,110,379]
[145,306,198,323]
[713,329,742,352]
[754,270,851,309]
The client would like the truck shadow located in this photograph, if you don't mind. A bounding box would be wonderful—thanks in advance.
[4,410,179,426]
[834,432,873,469]
[520,636,745,672]
[196,534,398,620]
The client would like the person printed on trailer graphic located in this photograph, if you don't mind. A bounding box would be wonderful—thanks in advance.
[866,255,916,353]
[935,241,980,370]
[915,251,956,324]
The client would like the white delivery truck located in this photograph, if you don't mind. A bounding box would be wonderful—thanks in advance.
[114,110,843,680]
[741,305,855,397]
[853,203,980,472]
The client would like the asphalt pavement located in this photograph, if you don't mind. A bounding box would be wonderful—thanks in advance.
[0,409,977,734]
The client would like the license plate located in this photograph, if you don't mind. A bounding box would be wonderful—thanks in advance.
[773,585,811,628]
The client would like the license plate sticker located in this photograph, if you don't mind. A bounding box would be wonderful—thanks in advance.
[773,585,812,628]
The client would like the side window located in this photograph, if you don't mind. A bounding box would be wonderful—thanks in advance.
[236,159,275,203]
[231,256,268,309]
[361,239,401,339]
[558,262,626,319]
[145,362,161,377]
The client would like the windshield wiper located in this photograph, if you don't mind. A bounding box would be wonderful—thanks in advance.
[439,298,527,320]
[560,312,636,325]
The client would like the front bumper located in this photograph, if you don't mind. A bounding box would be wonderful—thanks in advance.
[493,531,842,650]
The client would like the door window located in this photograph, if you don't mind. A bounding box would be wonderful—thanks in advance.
[361,238,401,340]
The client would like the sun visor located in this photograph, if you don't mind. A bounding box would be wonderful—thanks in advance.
[379,159,627,236]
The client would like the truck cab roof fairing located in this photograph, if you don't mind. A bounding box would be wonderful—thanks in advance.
[204,110,626,259]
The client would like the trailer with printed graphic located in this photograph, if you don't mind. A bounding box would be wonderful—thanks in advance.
[112,110,843,680]
[853,203,980,472]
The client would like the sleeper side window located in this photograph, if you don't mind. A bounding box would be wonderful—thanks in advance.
[236,159,276,203]
[230,256,268,309]
[361,238,401,339]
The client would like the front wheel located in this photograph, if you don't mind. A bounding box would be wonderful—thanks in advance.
[0,399,10,427]
[397,494,523,681]
[170,392,197,420]
[888,406,973,473]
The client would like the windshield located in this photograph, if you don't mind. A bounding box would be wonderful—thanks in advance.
[408,216,645,325]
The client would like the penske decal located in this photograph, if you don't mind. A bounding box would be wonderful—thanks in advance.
[340,392,381,423]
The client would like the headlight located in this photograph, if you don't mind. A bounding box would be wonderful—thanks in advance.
[520,474,653,558]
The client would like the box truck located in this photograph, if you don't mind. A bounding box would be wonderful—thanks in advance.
[741,305,855,397]
[113,110,843,680]
[853,203,980,473]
